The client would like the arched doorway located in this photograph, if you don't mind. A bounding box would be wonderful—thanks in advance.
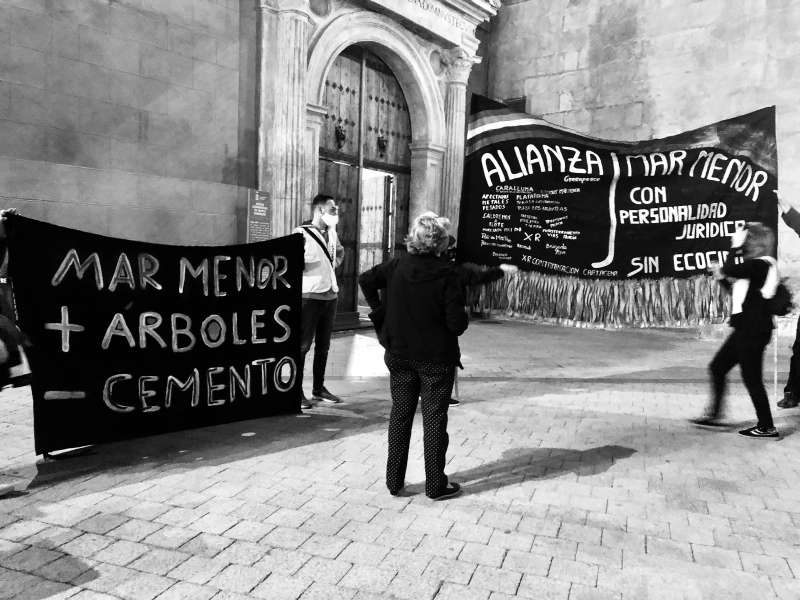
[318,45,412,323]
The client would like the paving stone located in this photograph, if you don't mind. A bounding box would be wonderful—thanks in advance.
[250,573,312,600]
[299,582,356,599]
[107,519,163,542]
[338,541,389,566]
[295,555,352,584]
[385,572,441,599]
[207,563,267,594]
[547,557,598,586]
[129,548,191,575]
[143,526,199,550]
[532,535,578,560]
[214,540,269,565]
[501,549,552,576]
[223,520,274,543]
[1,545,63,571]
[488,529,534,552]
[154,581,217,600]
[167,555,229,585]
[178,533,232,558]
[252,547,313,576]
[300,533,350,559]
[422,556,476,584]
[338,564,396,594]
[690,544,743,570]
[515,573,571,599]
[417,535,465,560]
[433,582,490,600]
[262,526,311,550]
[740,551,794,578]
[76,513,130,535]
[93,539,148,566]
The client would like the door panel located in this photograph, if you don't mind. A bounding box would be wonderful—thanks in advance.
[318,159,360,313]
[321,50,361,159]
[363,55,412,168]
[317,46,412,322]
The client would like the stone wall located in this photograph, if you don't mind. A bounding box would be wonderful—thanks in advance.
[483,0,800,272]
[0,0,256,244]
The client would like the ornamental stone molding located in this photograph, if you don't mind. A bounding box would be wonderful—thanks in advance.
[307,9,446,148]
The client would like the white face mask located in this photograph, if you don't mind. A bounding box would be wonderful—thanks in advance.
[321,213,339,227]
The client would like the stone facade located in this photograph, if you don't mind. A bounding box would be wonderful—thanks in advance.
[0,0,498,243]
[0,0,255,244]
[480,0,800,271]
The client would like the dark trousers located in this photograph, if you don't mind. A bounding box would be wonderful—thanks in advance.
[300,297,337,392]
[384,352,455,497]
[784,317,800,395]
[709,328,773,428]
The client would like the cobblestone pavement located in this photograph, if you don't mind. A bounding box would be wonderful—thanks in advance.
[0,320,799,599]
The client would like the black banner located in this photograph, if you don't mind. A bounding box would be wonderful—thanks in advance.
[6,215,302,455]
[459,101,778,280]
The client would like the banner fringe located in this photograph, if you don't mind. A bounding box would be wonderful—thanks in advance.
[478,273,731,328]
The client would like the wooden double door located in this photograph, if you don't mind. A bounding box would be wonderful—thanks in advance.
[318,45,412,321]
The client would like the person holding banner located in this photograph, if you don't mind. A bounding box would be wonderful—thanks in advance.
[693,223,780,438]
[775,191,800,409]
[359,214,467,500]
[295,194,345,409]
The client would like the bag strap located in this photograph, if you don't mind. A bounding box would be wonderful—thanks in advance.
[301,225,334,265]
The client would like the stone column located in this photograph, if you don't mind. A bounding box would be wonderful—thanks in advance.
[410,142,446,221]
[440,49,479,230]
[256,0,311,238]
[304,103,328,213]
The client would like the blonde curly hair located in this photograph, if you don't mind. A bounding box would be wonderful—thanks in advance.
[405,213,449,255]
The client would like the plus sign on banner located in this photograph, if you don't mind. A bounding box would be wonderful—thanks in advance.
[5,215,303,455]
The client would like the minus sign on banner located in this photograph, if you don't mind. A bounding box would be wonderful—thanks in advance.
[43,391,87,400]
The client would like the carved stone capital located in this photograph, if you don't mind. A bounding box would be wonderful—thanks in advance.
[257,0,311,18]
[440,47,480,85]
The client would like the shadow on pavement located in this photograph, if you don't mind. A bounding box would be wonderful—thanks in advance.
[14,394,391,490]
[451,444,637,496]
[0,538,97,599]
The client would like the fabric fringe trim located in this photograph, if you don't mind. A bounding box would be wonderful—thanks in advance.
[472,272,731,328]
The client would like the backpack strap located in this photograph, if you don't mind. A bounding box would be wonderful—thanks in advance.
[301,225,334,265]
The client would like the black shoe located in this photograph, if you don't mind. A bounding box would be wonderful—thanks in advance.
[738,425,779,438]
[428,482,462,501]
[777,392,798,409]
[301,393,313,409]
[690,416,724,427]
[448,398,460,406]
[313,386,342,403]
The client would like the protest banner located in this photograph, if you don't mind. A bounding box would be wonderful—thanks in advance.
[5,215,302,455]
[458,96,778,326]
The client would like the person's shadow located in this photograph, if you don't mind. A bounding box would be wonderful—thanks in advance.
[447,445,637,495]
[0,498,99,599]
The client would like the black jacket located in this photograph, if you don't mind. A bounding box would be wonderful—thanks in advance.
[721,250,773,334]
[358,253,468,365]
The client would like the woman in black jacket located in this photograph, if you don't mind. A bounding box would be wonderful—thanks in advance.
[692,222,779,437]
[359,215,468,500]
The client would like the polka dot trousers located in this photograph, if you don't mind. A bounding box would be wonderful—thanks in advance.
[384,351,455,497]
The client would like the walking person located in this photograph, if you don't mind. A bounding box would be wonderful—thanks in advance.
[775,190,800,408]
[692,223,780,437]
[359,214,468,499]
[294,194,345,409]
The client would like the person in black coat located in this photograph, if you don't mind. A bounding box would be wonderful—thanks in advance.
[775,191,800,408]
[358,214,467,500]
[692,222,780,437]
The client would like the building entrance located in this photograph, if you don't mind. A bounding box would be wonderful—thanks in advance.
[317,45,412,324]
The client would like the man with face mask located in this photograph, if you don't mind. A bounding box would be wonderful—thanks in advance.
[294,194,345,409]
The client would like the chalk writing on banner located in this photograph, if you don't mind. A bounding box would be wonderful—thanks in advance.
[459,102,777,280]
[6,215,303,455]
